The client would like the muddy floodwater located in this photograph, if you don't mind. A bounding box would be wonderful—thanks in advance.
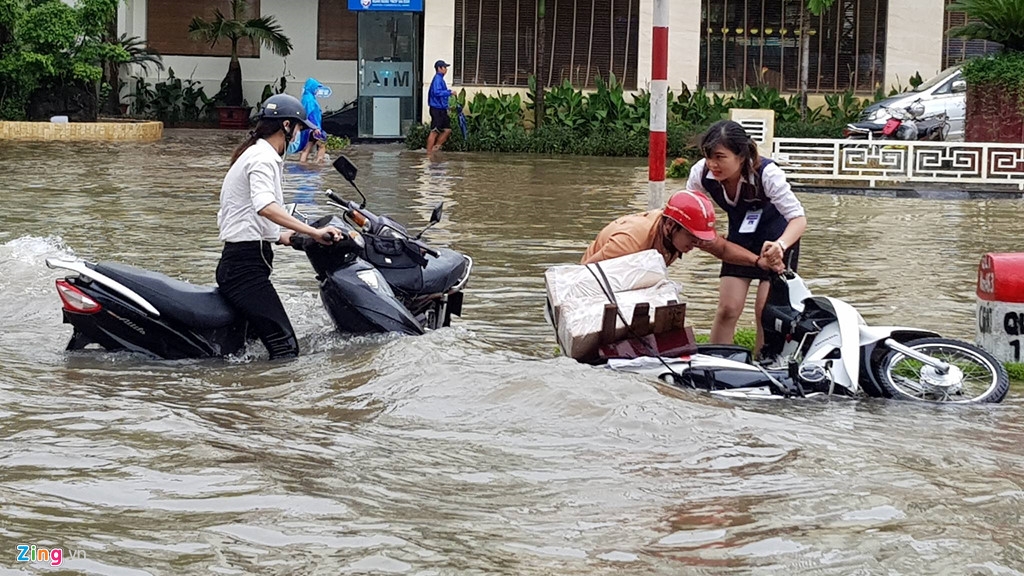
[1,130,1023,575]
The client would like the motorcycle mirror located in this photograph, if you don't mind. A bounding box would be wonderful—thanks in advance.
[283,202,297,216]
[332,156,367,208]
[333,155,358,183]
[415,203,445,240]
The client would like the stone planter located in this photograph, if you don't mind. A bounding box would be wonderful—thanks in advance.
[0,120,163,142]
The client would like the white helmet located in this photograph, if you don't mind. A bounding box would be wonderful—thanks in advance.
[907,101,925,119]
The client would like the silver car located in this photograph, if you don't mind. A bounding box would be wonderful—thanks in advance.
[858,66,967,141]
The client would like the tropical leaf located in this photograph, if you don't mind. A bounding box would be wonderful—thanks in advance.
[947,0,1024,51]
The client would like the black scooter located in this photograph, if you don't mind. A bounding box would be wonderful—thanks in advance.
[45,156,472,359]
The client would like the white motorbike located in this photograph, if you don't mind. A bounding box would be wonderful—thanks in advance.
[608,271,1009,404]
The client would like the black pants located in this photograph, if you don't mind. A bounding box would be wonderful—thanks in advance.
[216,241,299,359]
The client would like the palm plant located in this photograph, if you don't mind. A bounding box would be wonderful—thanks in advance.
[103,34,163,114]
[947,0,1024,52]
[187,0,292,107]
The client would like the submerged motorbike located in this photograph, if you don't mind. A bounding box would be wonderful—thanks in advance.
[45,156,472,359]
[844,99,949,142]
[607,270,1009,404]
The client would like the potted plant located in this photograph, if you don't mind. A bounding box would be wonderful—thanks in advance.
[187,0,292,129]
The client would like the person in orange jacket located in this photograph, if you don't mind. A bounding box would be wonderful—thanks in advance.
[582,189,783,273]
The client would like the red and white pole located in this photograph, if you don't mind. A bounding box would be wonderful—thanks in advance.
[647,0,670,210]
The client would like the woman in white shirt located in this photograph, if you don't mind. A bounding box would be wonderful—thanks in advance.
[686,120,807,354]
[216,94,342,360]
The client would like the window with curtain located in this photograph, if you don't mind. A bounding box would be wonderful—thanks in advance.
[454,0,640,89]
[699,0,887,93]
[318,0,359,61]
[146,0,261,58]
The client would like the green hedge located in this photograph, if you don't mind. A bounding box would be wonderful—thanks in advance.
[408,116,707,159]
[408,77,878,158]
[961,52,1024,93]
[961,52,1024,115]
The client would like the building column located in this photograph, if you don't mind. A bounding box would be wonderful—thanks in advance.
[125,0,145,39]
[637,0,700,92]
[422,0,456,122]
[884,0,945,90]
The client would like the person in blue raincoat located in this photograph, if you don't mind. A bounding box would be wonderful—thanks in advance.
[294,78,330,164]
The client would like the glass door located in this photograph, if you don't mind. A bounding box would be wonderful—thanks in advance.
[357,11,421,138]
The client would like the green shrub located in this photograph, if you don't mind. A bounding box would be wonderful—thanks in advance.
[776,120,846,139]
[666,157,692,179]
[961,52,1024,91]
[960,52,1024,115]
[1006,363,1024,382]
[667,120,705,160]
[405,122,429,150]
[326,135,349,151]
[402,79,890,157]
[0,0,124,120]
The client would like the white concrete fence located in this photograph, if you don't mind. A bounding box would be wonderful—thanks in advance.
[724,109,1024,191]
[772,138,1024,191]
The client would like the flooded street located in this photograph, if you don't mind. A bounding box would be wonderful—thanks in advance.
[2,129,1024,575]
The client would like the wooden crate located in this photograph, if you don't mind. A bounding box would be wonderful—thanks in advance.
[589,300,697,363]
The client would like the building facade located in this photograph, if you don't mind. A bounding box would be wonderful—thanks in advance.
[120,0,996,137]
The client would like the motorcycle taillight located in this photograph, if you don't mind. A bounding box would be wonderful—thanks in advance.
[55,280,101,314]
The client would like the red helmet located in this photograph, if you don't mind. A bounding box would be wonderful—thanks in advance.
[663,190,717,241]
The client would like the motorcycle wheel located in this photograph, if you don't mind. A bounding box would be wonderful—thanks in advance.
[872,337,1009,404]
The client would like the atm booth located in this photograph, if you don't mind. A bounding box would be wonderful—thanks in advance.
[347,0,423,139]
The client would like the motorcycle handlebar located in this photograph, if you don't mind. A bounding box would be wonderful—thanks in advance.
[289,233,337,250]
[415,240,440,258]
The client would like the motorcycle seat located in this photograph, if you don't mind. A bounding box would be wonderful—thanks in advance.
[93,262,238,329]
[419,248,469,295]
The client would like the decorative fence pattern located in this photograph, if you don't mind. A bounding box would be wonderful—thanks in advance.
[772,138,1024,190]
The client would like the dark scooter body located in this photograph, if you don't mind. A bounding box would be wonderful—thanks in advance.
[46,157,471,359]
[47,259,248,359]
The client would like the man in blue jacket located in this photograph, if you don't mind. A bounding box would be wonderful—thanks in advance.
[426,60,453,153]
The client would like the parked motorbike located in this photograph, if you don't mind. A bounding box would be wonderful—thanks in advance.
[844,99,949,142]
[607,270,1009,404]
[45,156,472,359]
